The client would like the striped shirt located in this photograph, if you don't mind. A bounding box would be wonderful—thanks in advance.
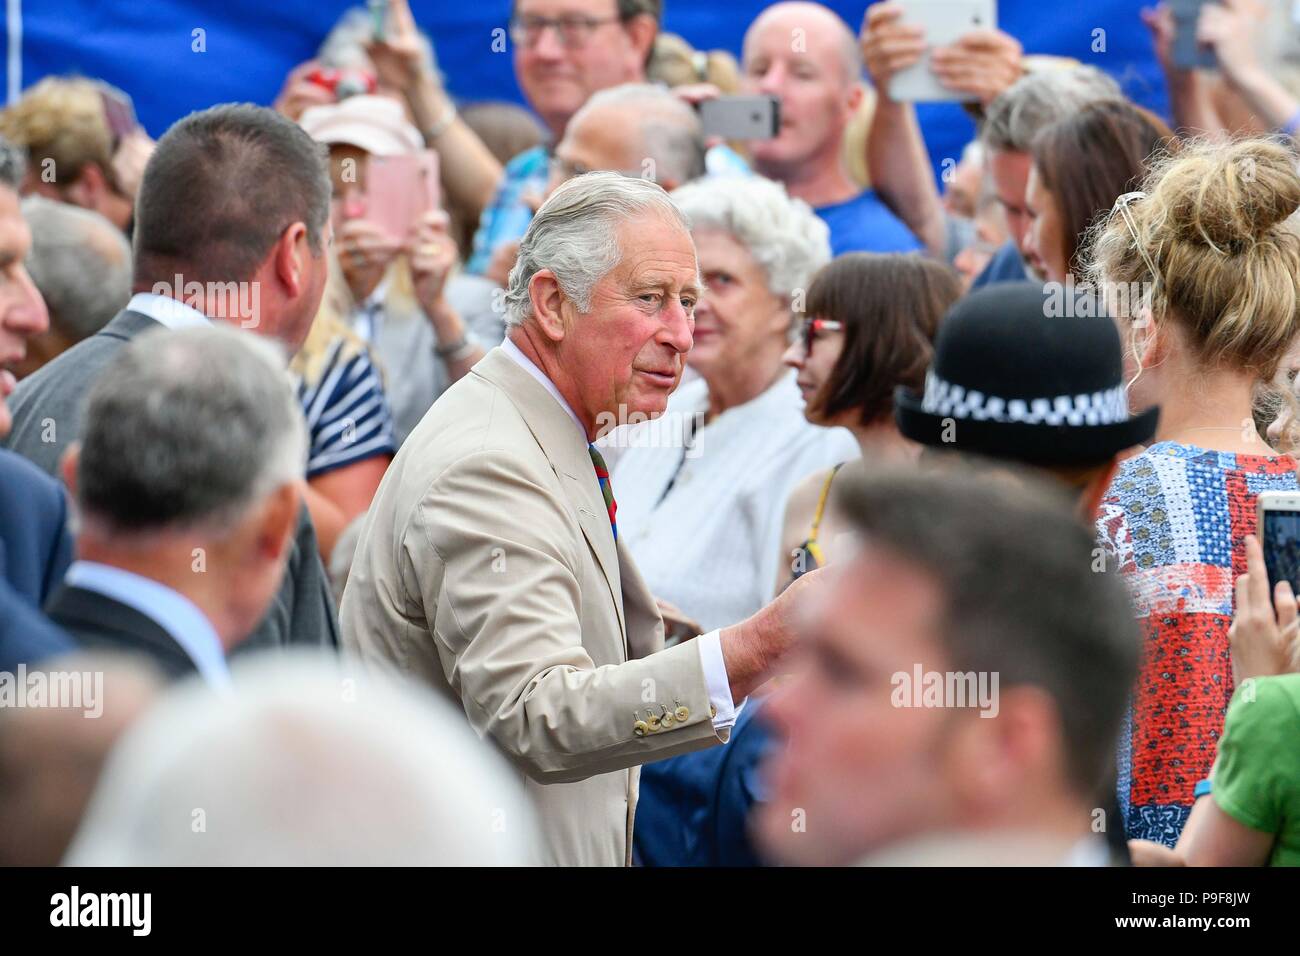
[294,333,397,479]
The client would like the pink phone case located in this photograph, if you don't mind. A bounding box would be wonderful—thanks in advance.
[364,151,441,245]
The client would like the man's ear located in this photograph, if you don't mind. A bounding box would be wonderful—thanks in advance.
[528,269,570,345]
[844,80,865,117]
[254,482,299,563]
[59,443,81,497]
[273,221,310,301]
[624,16,658,74]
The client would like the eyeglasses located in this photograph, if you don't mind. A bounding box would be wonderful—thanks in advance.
[1111,191,1161,297]
[509,14,622,49]
[800,317,842,354]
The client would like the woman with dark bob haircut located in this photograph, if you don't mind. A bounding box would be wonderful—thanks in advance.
[775,252,962,592]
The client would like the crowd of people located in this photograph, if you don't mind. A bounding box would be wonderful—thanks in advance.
[1,0,1299,868]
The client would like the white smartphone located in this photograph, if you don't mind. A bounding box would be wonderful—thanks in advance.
[1256,491,1300,601]
[888,0,998,103]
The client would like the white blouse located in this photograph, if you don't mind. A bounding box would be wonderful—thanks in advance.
[610,370,860,632]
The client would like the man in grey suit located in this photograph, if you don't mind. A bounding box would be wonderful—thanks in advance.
[4,103,339,651]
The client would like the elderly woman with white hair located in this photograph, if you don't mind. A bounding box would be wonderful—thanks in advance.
[610,175,858,634]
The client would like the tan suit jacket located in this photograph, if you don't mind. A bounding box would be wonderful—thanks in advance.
[341,347,726,865]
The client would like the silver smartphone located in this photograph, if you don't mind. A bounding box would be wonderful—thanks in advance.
[698,95,780,140]
[889,0,998,103]
[1256,491,1300,600]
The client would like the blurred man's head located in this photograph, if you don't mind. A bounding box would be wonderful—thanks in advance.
[757,469,1140,865]
[134,104,333,353]
[0,77,136,231]
[741,2,862,182]
[504,171,699,436]
[0,655,161,866]
[511,0,660,138]
[548,83,705,196]
[62,325,306,652]
[980,67,1121,266]
[0,136,49,438]
[64,655,538,864]
[13,196,131,378]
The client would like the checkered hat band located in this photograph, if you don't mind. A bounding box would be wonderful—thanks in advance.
[920,372,1129,427]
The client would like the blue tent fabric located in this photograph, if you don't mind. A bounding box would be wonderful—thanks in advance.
[8,1,1165,185]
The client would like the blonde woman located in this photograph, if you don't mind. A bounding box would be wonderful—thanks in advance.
[1089,137,1300,848]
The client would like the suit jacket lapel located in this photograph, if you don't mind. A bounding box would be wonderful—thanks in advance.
[473,348,628,647]
[45,584,199,677]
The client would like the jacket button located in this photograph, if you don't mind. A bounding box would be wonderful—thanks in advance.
[675,706,690,722]
[633,720,649,737]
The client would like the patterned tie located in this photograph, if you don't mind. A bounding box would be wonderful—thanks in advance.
[588,444,618,541]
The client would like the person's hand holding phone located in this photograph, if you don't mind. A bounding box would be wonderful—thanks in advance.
[1197,0,1267,87]
[409,210,457,315]
[929,27,1023,106]
[274,59,337,121]
[860,2,928,93]
[1229,533,1300,683]
[366,0,432,97]
[338,218,403,303]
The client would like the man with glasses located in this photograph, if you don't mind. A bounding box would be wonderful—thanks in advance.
[465,0,660,274]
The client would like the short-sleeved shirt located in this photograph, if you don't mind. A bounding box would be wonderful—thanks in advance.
[465,144,550,275]
[1214,675,1300,866]
[1097,441,1300,845]
[813,190,923,257]
[294,332,397,479]
[970,239,1030,289]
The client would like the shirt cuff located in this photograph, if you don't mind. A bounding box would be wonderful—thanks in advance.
[697,629,740,731]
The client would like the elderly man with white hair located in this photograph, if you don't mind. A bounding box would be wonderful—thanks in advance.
[11,196,131,379]
[342,171,814,867]
[47,324,307,684]
[64,655,537,866]
[612,175,858,634]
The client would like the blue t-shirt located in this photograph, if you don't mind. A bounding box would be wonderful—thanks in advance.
[970,239,1029,289]
[814,190,923,257]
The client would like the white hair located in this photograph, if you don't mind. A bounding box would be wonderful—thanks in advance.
[572,83,706,185]
[21,195,132,341]
[63,653,539,865]
[78,325,308,537]
[503,170,690,329]
[982,66,1122,153]
[670,174,831,299]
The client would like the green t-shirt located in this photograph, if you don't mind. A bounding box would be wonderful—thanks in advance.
[1214,674,1300,867]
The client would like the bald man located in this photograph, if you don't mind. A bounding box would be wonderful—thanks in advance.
[741,1,920,256]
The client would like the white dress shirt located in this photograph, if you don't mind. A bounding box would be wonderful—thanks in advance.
[500,339,738,730]
[64,560,230,687]
[612,370,860,632]
[125,292,213,330]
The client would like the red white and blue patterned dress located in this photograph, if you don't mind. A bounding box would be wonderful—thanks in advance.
[1097,441,1299,846]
